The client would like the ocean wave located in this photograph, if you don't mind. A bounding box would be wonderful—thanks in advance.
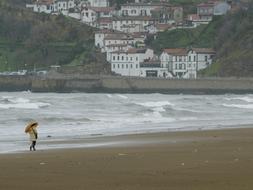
[222,103,253,109]
[106,94,113,98]
[117,94,128,99]
[225,96,253,103]
[170,107,200,113]
[0,96,51,109]
[135,101,174,108]
[0,102,50,109]
[40,117,91,123]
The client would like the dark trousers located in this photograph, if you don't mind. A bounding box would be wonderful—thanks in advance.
[30,141,36,151]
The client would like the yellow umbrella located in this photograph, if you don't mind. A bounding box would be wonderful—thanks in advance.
[25,121,38,133]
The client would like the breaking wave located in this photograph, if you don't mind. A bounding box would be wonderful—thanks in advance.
[0,96,50,109]
[225,96,253,103]
[222,103,253,109]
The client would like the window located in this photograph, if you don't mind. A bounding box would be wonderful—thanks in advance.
[179,64,182,69]
[205,56,208,61]
[136,57,138,61]
[117,56,119,60]
[86,12,88,17]
[130,57,133,61]
[189,56,191,62]
[194,56,196,61]
[113,56,115,60]
[113,64,115,68]
[122,56,124,60]
[122,64,124,68]
[175,64,177,69]
[126,64,128,69]
[126,57,128,61]
[131,64,133,68]
[136,64,138,68]
[118,64,120,68]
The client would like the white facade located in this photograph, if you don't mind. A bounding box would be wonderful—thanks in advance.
[81,8,97,24]
[56,0,75,11]
[192,48,215,70]
[109,48,154,76]
[160,48,215,79]
[81,7,114,26]
[106,44,130,62]
[112,16,154,33]
[121,3,162,16]
[87,0,109,7]
[26,0,75,14]
[95,30,146,51]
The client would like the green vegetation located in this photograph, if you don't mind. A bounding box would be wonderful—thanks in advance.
[148,16,224,53]
[203,6,253,77]
[0,0,108,73]
[149,4,253,77]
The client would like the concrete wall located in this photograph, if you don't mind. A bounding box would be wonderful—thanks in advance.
[2,75,253,94]
[0,76,31,91]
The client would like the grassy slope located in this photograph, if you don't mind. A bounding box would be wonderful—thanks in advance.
[201,7,253,77]
[0,0,109,73]
[148,16,224,53]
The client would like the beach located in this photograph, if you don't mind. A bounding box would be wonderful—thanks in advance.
[1,128,253,190]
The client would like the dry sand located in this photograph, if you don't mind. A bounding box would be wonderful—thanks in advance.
[1,128,253,190]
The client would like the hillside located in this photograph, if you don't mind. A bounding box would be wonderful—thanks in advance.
[148,15,224,53]
[149,4,253,77]
[203,6,253,77]
[0,0,110,74]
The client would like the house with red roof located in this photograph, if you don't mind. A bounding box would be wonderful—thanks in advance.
[160,48,215,79]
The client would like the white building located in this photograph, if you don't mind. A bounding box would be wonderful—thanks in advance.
[104,34,134,51]
[87,0,109,7]
[192,48,215,70]
[26,0,55,14]
[94,30,146,50]
[112,16,155,33]
[26,0,75,14]
[139,59,171,78]
[96,17,113,29]
[120,2,164,17]
[160,48,215,79]
[109,48,154,76]
[81,7,115,26]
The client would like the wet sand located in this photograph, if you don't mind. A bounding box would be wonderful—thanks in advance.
[1,128,253,190]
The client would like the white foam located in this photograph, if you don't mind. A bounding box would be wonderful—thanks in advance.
[117,94,128,99]
[0,102,50,109]
[106,94,113,98]
[225,96,253,103]
[9,97,30,104]
[222,103,253,109]
[136,101,174,108]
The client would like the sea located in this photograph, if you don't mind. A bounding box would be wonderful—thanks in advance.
[1,91,253,153]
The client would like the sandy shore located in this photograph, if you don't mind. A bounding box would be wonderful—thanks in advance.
[1,128,253,190]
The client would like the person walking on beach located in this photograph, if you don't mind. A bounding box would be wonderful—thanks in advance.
[25,121,39,151]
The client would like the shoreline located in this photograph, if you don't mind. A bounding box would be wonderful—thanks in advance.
[1,127,253,190]
[1,125,253,155]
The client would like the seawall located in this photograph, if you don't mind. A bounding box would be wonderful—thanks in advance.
[1,75,253,94]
